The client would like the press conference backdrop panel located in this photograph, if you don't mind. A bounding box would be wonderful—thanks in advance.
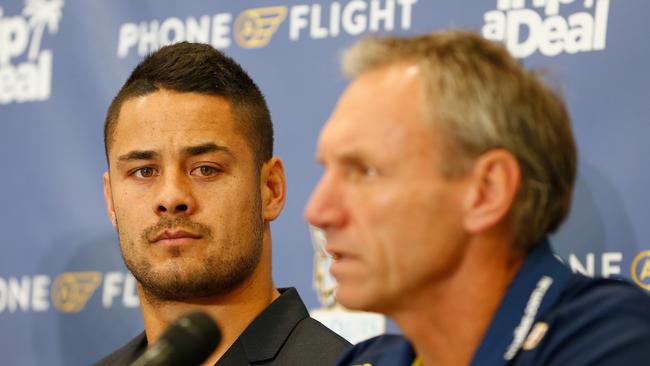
[1,1,649,365]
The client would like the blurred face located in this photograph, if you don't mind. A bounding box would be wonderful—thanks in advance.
[305,63,471,313]
[104,89,264,301]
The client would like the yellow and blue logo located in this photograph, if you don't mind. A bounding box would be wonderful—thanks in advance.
[234,6,287,48]
[631,251,650,290]
[51,272,102,313]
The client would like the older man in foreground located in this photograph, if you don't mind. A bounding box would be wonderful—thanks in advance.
[305,31,650,366]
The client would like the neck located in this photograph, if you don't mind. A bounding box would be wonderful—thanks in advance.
[138,230,279,365]
[391,233,525,366]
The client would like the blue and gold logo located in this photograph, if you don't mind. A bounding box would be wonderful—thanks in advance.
[631,251,650,290]
[234,6,287,48]
[51,272,102,313]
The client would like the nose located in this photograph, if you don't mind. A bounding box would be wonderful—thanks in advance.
[304,170,346,230]
[153,171,197,217]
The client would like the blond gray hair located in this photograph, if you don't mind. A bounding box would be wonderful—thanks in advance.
[343,31,576,251]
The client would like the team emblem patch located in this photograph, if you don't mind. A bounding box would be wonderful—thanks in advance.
[522,322,549,351]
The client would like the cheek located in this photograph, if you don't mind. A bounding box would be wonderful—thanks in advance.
[399,195,466,281]
[112,191,149,232]
[113,183,143,208]
[349,187,405,256]
[202,183,260,222]
[357,185,457,279]
[224,181,257,206]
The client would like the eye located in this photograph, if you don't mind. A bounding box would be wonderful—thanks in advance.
[191,165,221,177]
[132,167,157,178]
[344,163,378,182]
[361,166,378,178]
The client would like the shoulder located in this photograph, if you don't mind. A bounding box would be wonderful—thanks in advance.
[91,332,147,366]
[515,276,650,365]
[247,287,351,365]
[336,334,415,366]
[548,275,650,333]
[273,317,351,365]
[292,316,352,348]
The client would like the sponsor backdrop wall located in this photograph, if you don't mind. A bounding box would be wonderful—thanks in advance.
[1,0,649,365]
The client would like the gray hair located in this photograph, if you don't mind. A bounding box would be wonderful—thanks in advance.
[342,31,576,251]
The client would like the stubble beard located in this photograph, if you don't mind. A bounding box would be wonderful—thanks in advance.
[117,197,264,302]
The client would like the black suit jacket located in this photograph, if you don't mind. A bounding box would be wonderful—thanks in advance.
[93,288,351,365]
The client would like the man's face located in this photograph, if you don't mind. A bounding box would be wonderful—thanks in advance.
[305,63,471,313]
[104,89,264,301]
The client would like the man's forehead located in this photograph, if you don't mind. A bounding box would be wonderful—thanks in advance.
[117,90,234,128]
[332,62,422,118]
[317,62,426,156]
[349,61,422,93]
[109,91,245,158]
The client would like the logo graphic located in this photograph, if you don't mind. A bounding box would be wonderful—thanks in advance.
[522,322,549,351]
[234,6,287,49]
[308,226,386,344]
[1,271,138,314]
[51,272,102,313]
[482,0,610,58]
[631,251,650,290]
[0,0,63,104]
[310,225,337,308]
[505,276,553,360]
[116,1,419,58]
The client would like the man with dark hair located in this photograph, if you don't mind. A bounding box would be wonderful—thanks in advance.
[305,31,650,365]
[94,42,349,366]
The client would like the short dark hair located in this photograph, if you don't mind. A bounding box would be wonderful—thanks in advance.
[104,42,273,165]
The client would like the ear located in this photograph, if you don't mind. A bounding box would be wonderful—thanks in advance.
[260,157,287,221]
[103,172,117,228]
[462,149,520,234]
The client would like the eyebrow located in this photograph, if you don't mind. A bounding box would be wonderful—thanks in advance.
[183,143,233,158]
[116,143,234,163]
[117,150,159,162]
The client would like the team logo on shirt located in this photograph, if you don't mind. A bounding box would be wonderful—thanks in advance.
[631,251,650,290]
[522,321,548,351]
[504,276,553,360]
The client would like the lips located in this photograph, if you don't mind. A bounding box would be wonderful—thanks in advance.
[151,229,202,245]
[327,249,360,281]
[326,246,358,262]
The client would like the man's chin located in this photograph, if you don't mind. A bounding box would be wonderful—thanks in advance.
[138,276,224,301]
[131,265,256,302]
[336,287,372,311]
[336,284,394,313]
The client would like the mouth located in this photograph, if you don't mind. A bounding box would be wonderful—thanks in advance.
[326,247,355,262]
[151,229,202,246]
[327,249,361,281]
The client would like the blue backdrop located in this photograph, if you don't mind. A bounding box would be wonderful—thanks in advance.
[1,0,649,365]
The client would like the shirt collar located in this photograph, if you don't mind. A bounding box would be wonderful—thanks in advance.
[470,239,573,366]
[232,287,309,363]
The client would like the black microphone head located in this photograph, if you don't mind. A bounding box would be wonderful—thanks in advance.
[157,311,221,365]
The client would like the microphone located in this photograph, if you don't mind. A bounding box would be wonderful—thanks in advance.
[130,311,221,366]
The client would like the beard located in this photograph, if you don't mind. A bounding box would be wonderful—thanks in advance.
[117,195,264,302]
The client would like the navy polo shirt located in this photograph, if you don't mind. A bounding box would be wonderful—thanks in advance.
[337,240,650,366]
